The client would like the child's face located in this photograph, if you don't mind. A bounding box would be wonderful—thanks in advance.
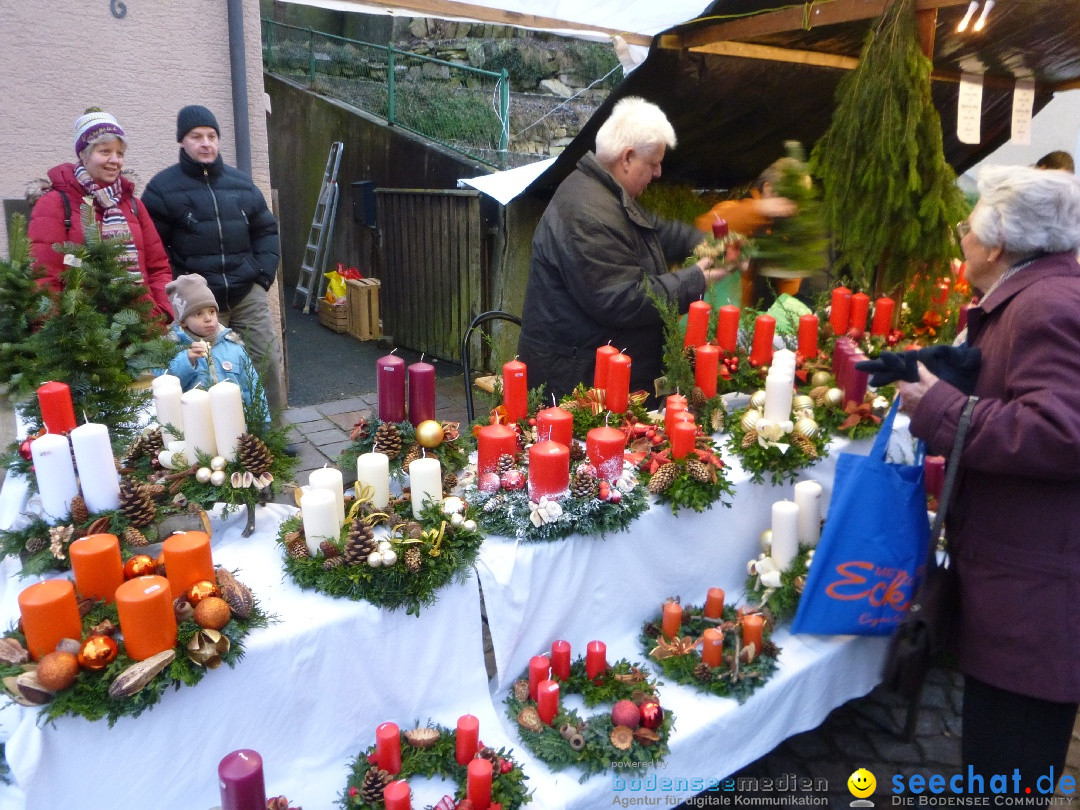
[184,306,219,339]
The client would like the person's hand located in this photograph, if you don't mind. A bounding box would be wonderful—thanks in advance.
[896,361,940,414]
[757,196,797,219]
[187,340,209,367]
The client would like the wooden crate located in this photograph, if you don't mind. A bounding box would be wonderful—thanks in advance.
[346,278,382,340]
[317,298,349,333]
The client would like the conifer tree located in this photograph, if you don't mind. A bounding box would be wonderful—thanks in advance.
[0,214,50,386]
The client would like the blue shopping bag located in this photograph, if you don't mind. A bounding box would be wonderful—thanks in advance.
[791,399,930,636]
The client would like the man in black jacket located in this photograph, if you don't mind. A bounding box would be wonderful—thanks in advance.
[143,105,286,423]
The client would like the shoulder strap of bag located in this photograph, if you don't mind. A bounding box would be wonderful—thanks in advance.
[870,397,903,460]
[60,192,72,233]
[927,394,979,556]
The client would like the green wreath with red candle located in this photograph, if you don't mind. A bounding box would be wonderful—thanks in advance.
[340,722,531,809]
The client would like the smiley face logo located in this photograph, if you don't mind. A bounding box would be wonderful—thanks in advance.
[848,768,876,798]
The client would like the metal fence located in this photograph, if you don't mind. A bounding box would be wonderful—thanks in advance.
[262,19,510,169]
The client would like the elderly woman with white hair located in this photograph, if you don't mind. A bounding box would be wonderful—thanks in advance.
[898,165,1080,791]
[518,97,732,401]
[28,109,174,322]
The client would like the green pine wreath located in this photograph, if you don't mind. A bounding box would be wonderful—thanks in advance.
[336,417,469,483]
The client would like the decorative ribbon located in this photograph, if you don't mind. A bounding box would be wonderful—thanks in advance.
[649,635,701,661]
[755,418,793,453]
[423,520,448,557]
[838,401,882,431]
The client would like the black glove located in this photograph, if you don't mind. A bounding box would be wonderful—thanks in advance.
[855,344,981,394]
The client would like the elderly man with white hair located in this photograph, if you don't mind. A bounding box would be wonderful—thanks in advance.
[898,165,1080,793]
[518,97,733,401]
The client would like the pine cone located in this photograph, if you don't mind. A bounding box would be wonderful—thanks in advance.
[143,427,165,458]
[373,423,402,459]
[359,768,392,804]
[571,468,599,499]
[123,526,149,547]
[647,463,678,494]
[119,478,156,528]
[442,471,458,492]
[24,535,47,555]
[237,433,273,476]
[343,521,377,564]
[683,344,697,371]
[569,442,586,462]
[322,556,345,570]
[141,482,167,501]
[642,621,661,639]
[694,662,714,682]
[496,453,516,474]
[690,386,707,409]
[741,429,759,448]
[70,494,89,525]
[404,546,422,573]
[791,433,819,459]
[401,443,423,469]
[319,540,340,558]
[476,746,499,765]
[401,520,424,540]
[685,458,714,484]
[284,531,310,559]
[762,640,780,658]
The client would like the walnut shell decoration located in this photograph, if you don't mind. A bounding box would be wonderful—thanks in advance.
[610,725,634,751]
[404,727,441,749]
[512,679,530,702]
[633,727,660,746]
[517,706,545,733]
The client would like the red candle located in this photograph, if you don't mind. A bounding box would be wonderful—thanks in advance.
[375,722,402,775]
[661,600,683,638]
[832,338,856,391]
[37,381,77,434]
[829,287,852,335]
[528,654,550,700]
[536,405,573,446]
[502,359,528,423]
[704,587,726,620]
[115,576,177,661]
[467,757,493,810]
[711,217,729,238]
[797,314,819,360]
[18,579,83,661]
[594,344,619,390]
[550,639,571,680]
[70,533,124,603]
[218,749,267,810]
[585,640,607,680]
[586,426,626,482]
[455,714,479,766]
[407,360,436,427]
[383,781,411,810]
[925,456,946,501]
[694,344,720,398]
[664,394,687,436]
[670,420,696,460]
[742,613,765,653]
[848,292,870,336]
[684,300,710,348]
[702,628,724,667]
[536,679,560,726]
[870,297,895,336]
[716,305,740,353]
[476,424,518,475]
[606,353,632,414]
[527,440,570,500]
[377,354,406,423]
[749,314,776,367]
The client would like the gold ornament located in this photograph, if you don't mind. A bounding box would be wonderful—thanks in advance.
[77,635,119,671]
[193,596,232,630]
[825,387,844,407]
[750,390,767,410]
[810,371,832,387]
[187,580,221,605]
[415,420,445,449]
[792,395,815,412]
[793,417,819,438]
[186,628,231,669]
[740,409,762,432]
[123,554,157,580]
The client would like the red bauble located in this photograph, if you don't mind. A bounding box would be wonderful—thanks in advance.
[611,699,641,729]
[123,554,157,579]
[18,438,32,461]
[499,758,513,774]
[478,472,502,494]
[500,470,526,491]
[639,700,664,730]
[77,635,119,671]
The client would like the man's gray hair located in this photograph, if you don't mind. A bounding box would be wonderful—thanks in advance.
[594,97,677,165]
[973,165,1080,255]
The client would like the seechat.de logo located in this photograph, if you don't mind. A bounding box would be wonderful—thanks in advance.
[849,768,876,807]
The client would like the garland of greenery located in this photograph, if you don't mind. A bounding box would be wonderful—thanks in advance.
[632,440,735,514]
[557,384,651,441]
[336,417,469,483]
[0,590,270,726]
[341,722,531,809]
[745,545,815,625]
[277,500,483,617]
[724,406,829,486]
[504,656,673,781]
[639,603,780,703]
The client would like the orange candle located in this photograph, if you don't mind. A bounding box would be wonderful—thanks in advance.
[797,313,819,359]
[593,344,619,389]
[467,757,493,810]
[70,533,124,603]
[702,628,724,667]
[670,420,696,460]
[703,587,725,620]
[664,394,687,436]
[502,359,528,424]
[684,300,710,348]
[661,600,683,638]
[115,575,177,660]
[694,344,720,398]
[18,579,83,661]
[162,531,214,600]
[742,613,765,654]
[829,287,852,335]
[749,314,776,366]
[871,296,895,336]
[606,352,631,414]
[848,292,870,336]
[716,305,740,353]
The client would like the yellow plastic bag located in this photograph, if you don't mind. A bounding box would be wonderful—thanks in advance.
[323,270,347,304]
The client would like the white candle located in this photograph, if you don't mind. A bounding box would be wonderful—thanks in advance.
[763,371,795,423]
[30,434,80,524]
[772,349,797,371]
[771,500,800,572]
[179,389,217,459]
[793,480,823,546]
[152,376,184,444]
[69,423,120,513]
[208,381,247,461]
[300,488,338,556]
[408,456,442,519]
[309,466,345,530]
[356,452,390,509]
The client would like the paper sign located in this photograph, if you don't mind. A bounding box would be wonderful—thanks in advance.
[1011,78,1035,145]
[957,73,984,145]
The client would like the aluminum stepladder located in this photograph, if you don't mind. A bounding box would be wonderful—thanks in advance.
[292,141,343,313]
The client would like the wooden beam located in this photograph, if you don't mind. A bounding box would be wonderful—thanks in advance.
[916,8,937,59]
[688,41,859,70]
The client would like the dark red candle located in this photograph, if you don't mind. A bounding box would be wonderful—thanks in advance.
[924,456,946,501]
[550,639,571,680]
[585,640,607,680]
[502,359,528,424]
[711,217,729,238]
[37,381,77,434]
[684,300,710,348]
[797,314,819,360]
[716,305,740,353]
[455,714,479,766]
[749,314,776,367]
[694,344,720,398]
[606,353,631,414]
[536,405,573,446]
[848,293,870,337]
[594,344,619,390]
[870,297,895,337]
[537,679,560,726]
[218,749,267,810]
[467,757,493,810]
[829,287,852,335]
[844,352,869,406]
[406,360,436,427]
[526,440,570,501]
[375,722,402,775]
[476,424,518,475]
[832,338,856,392]
[377,355,406,423]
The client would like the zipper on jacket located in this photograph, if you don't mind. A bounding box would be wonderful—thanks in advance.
[203,167,230,309]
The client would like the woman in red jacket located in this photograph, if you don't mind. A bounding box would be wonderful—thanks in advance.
[27,109,174,323]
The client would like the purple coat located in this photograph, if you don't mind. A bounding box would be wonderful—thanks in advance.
[910,251,1080,702]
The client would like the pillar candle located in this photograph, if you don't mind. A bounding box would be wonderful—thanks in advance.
[742,613,765,654]
[871,296,895,336]
[406,359,436,427]
[152,375,184,444]
[832,338,856,392]
[749,314,776,367]
[208,381,247,462]
[70,422,121,514]
[162,531,215,599]
[848,292,870,336]
[594,344,619,390]
[30,433,79,524]
[536,679,560,726]
[376,354,406,424]
[300,488,338,556]
[383,781,411,810]
[375,722,402,775]
[664,394,688,437]
[476,424,517,475]
[409,456,442,518]
[925,456,946,502]
[585,640,607,679]
[711,217,729,238]
[550,640,571,681]
[356,452,390,509]
[455,714,480,766]
[70,533,124,603]
[716,305,740,354]
[661,600,683,638]
[37,381,77,434]
[684,300,710,348]
[218,749,267,810]
[772,348,797,372]
[309,466,345,530]
[18,579,82,661]
[763,371,794,423]
[586,426,626,482]
[703,587,725,620]
[528,654,550,700]
[180,388,217,459]
[605,353,631,414]
[526,440,570,501]
[844,352,870,406]
[797,313,819,359]
[670,419,696,460]
[793,480,823,546]
[694,344,720,398]
[771,500,800,572]
[536,405,573,446]
[829,287,852,335]
[502,359,528,424]
[115,575,178,660]
[702,627,724,667]
[467,757,493,810]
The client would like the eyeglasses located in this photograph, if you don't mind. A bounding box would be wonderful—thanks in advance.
[956,220,972,240]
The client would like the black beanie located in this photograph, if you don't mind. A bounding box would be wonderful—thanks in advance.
[176,105,220,141]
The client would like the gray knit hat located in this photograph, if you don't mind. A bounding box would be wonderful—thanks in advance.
[166,274,218,323]
[176,105,220,141]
